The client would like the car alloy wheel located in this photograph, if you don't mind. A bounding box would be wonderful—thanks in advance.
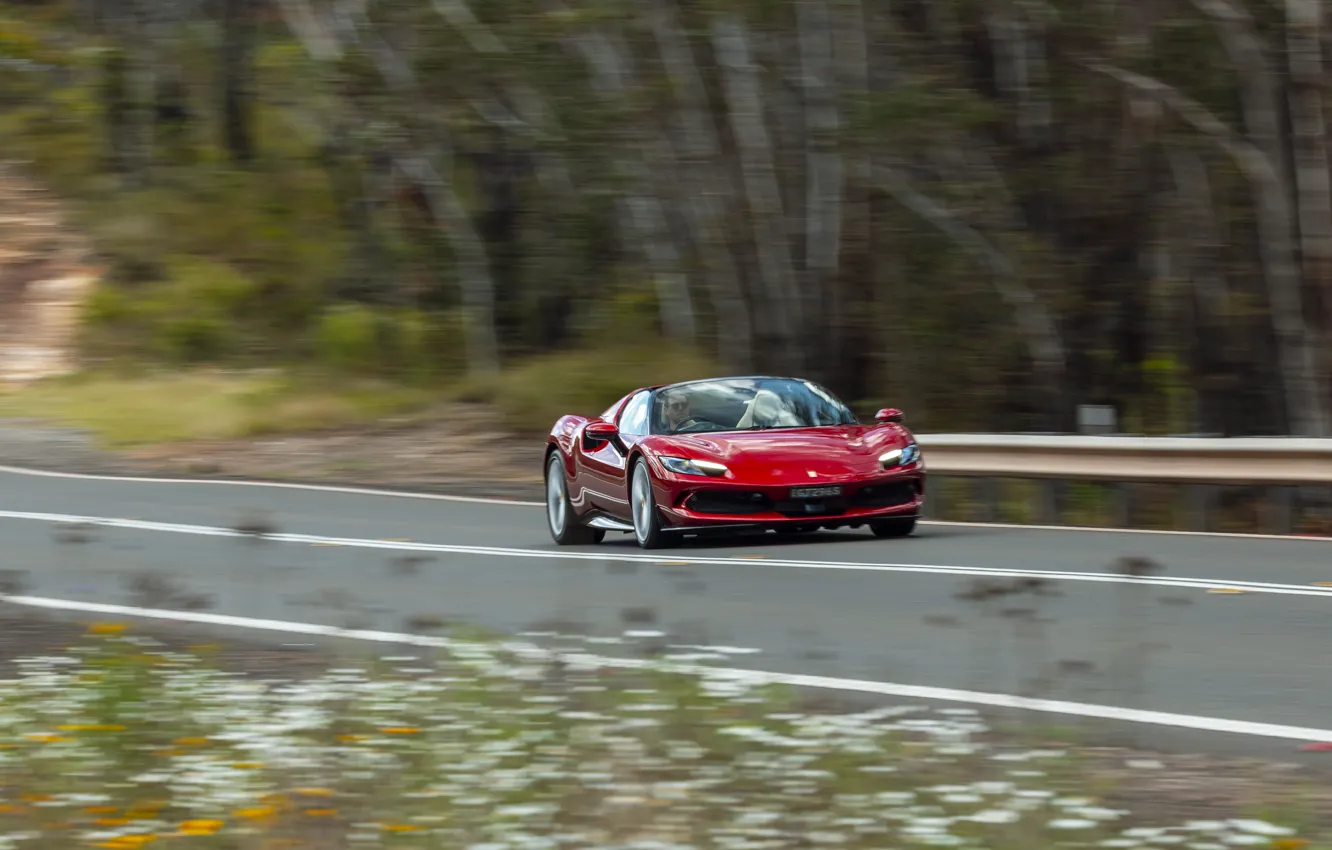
[546,453,602,545]
[631,463,652,543]
[630,460,673,549]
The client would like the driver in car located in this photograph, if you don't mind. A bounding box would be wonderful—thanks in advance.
[663,392,694,432]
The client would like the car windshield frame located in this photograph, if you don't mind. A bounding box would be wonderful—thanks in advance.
[647,377,860,436]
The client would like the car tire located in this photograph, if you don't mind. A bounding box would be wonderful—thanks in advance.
[630,459,674,550]
[870,516,916,539]
[546,453,603,545]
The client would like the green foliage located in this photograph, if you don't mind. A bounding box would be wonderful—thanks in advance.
[313,304,381,372]
[312,304,465,382]
[460,341,720,433]
[0,0,1320,441]
[576,286,664,348]
[81,257,261,365]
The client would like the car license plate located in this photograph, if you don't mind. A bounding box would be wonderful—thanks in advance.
[790,485,842,499]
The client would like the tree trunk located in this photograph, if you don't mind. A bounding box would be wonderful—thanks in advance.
[398,154,501,377]
[796,0,843,378]
[220,0,255,163]
[710,13,804,373]
[645,0,753,372]
[830,0,871,399]
[1284,0,1332,403]
[560,24,697,343]
[1168,147,1236,434]
[1091,61,1329,435]
[874,162,1067,423]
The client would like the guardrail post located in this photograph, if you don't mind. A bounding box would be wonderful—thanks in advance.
[922,479,940,520]
[976,478,999,523]
[1267,485,1294,535]
[1040,480,1062,526]
[1115,483,1136,529]
[1184,485,1212,532]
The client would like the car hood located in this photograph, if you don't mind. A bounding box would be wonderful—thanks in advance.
[651,425,914,484]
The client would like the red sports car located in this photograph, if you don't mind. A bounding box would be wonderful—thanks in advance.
[543,375,926,549]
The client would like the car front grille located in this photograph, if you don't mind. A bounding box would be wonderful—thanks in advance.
[685,478,920,517]
[686,490,773,515]
[772,497,851,517]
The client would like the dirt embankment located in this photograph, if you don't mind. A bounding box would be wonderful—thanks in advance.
[0,162,99,385]
[0,166,544,490]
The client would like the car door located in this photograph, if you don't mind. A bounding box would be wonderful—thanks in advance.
[578,390,650,517]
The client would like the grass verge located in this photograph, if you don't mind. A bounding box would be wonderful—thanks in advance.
[0,370,438,447]
[0,342,720,449]
[0,623,1322,849]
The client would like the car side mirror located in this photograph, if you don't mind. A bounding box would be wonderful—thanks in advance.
[875,407,904,424]
[583,421,619,448]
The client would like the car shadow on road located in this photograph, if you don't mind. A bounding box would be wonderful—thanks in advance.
[587,522,990,553]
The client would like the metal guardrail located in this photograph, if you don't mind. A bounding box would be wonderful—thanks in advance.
[910,434,1332,535]
[915,434,1332,485]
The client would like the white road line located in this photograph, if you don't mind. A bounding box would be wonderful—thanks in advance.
[5,508,1332,598]
[5,592,1331,744]
[0,463,540,506]
[0,462,1328,543]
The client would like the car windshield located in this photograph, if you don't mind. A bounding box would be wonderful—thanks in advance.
[649,377,859,435]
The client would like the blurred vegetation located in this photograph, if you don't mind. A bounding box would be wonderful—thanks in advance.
[0,370,437,445]
[0,624,1317,848]
[1,0,1331,437]
[0,338,718,445]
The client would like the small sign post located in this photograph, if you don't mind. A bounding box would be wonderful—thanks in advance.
[1077,405,1117,436]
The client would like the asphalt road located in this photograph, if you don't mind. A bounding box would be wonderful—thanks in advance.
[3,466,1332,758]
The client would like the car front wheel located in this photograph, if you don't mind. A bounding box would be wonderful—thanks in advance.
[870,516,916,539]
[630,460,674,549]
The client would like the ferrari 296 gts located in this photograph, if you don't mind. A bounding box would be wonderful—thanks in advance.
[543,376,926,549]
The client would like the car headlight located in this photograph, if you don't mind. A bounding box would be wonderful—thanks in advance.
[660,456,729,477]
[879,443,921,468]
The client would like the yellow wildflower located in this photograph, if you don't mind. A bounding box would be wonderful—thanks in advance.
[59,724,125,732]
[303,808,338,817]
[125,802,165,819]
[88,623,127,635]
[381,727,419,735]
[178,819,224,836]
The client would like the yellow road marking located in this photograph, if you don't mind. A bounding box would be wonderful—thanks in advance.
[735,554,768,559]
[1207,588,1247,594]
[1315,582,1332,587]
